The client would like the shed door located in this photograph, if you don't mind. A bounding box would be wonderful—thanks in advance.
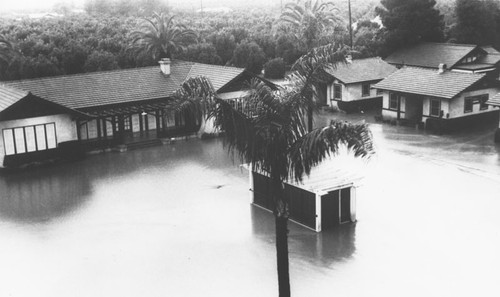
[340,188,351,224]
[321,190,340,229]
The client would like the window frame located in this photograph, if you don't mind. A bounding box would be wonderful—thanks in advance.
[464,97,474,113]
[333,83,342,100]
[2,123,57,156]
[389,93,399,110]
[362,83,371,97]
[429,98,441,117]
[479,94,489,111]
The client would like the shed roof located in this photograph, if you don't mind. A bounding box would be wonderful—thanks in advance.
[3,61,246,110]
[249,156,365,194]
[0,84,28,113]
[373,67,485,99]
[385,42,477,69]
[324,57,397,84]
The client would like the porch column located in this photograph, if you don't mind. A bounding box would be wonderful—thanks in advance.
[155,110,161,137]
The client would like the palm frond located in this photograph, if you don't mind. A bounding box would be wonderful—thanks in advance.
[287,120,374,182]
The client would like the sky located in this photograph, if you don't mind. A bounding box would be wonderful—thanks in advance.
[0,0,284,12]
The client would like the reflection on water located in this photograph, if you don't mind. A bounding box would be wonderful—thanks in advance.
[250,206,356,267]
[0,167,92,223]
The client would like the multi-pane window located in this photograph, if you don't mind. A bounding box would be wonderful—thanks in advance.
[465,94,489,113]
[333,83,342,100]
[3,123,57,156]
[430,98,441,117]
[362,83,371,97]
[480,94,489,110]
[389,93,399,110]
[464,97,473,113]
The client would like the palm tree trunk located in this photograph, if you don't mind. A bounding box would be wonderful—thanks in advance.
[275,214,291,297]
[272,178,291,297]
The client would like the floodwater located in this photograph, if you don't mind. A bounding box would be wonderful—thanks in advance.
[1,111,500,297]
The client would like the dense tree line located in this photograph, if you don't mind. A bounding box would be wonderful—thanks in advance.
[1,0,500,81]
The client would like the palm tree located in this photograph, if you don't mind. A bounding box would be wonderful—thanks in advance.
[171,44,374,297]
[280,0,339,51]
[0,35,14,65]
[130,12,197,60]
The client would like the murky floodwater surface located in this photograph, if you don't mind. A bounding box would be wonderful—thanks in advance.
[1,114,500,297]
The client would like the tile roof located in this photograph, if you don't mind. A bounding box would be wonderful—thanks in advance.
[373,67,485,99]
[487,93,500,106]
[3,61,246,110]
[324,57,397,84]
[0,84,28,113]
[385,42,477,69]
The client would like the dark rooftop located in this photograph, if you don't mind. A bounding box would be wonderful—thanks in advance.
[3,61,246,110]
[385,43,478,69]
[373,67,485,99]
[324,57,397,84]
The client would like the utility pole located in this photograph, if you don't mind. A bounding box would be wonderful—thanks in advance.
[348,0,353,49]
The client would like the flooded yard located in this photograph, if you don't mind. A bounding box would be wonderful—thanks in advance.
[1,112,500,297]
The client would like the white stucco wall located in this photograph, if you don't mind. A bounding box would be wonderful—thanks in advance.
[328,80,381,105]
[382,92,406,119]
[448,87,500,119]
[0,114,77,167]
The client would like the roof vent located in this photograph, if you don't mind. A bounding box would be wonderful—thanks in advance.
[438,63,447,74]
[159,58,171,76]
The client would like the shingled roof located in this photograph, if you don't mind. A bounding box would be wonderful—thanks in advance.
[324,57,397,84]
[385,43,478,69]
[0,84,28,113]
[3,61,246,110]
[373,67,485,99]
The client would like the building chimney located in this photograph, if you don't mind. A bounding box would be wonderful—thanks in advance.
[159,58,171,76]
[438,63,447,74]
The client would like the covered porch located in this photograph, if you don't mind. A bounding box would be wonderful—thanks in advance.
[75,99,200,151]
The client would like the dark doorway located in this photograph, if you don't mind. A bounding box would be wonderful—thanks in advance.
[317,83,328,106]
[322,190,340,229]
[340,188,351,224]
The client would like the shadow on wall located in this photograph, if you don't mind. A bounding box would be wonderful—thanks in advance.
[250,205,356,267]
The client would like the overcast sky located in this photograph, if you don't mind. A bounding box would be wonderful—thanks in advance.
[2,0,284,12]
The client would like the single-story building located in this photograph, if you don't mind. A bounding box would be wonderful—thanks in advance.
[486,93,500,142]
[373,66,500,132]
[385,42,500,77]
[0,59,269,168]
[324,57,397,113]
[249,161,363,232]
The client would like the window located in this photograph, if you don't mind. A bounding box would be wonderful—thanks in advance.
[464,97,473,113]
[464,94,489,113]
[333,83,342,100]
[430,98,441,117]
[480,94,489,110]
[362,83,370,97]
[389,93,399,110]
[2,123,57,156]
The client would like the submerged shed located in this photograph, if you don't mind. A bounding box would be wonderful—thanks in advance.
[249,159,364,232]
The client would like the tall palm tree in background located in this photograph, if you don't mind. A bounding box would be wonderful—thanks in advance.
[170,44,374,297]
[280,1,343,132]
[130,12,197,60]
[0,35,14,66]
[280,0,339,51]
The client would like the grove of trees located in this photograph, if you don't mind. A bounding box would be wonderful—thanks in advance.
[1,0,499,82]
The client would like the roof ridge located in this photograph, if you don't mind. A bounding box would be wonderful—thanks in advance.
[401,65,485,76]
[2,60,197,84]
[421,42,477,48]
